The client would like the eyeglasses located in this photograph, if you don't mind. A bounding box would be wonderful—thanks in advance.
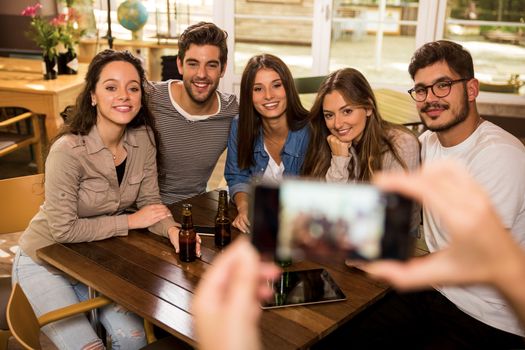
[407,78,469,102]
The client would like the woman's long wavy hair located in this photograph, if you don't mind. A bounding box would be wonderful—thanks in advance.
[47,49,160,164]
[237,54,309,169]
[302,68,410,181]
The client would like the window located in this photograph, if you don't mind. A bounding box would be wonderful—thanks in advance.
[443,0,525,89]
[329,0,419,86]
[91,0,212,41]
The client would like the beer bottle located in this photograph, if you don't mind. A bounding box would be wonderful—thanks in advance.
[179,203,196,262]
[215,190,231,247]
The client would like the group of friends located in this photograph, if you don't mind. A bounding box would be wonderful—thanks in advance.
[11,21,525,349]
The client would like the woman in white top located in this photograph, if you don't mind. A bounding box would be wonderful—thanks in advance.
[225,54,310,233]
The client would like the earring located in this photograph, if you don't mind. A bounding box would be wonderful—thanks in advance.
[91,101,96,106]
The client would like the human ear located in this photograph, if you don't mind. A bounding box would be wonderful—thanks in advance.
[466,78,479,101]
[177,56,184,75]
[220,62,227,78]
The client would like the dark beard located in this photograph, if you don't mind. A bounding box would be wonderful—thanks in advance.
[183,79,217,105]
[421,89,469,132]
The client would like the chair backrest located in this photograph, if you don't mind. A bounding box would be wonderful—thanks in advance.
[0,173,44,234]
[0,110,44,173]
[0,277,11,331]
[161,55,183,81]
[6,283,42,349]
[293,76,326,95]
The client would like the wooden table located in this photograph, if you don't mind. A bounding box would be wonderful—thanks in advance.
[0,57,87,141]
[37,190,389,349]
[374,88,420,126]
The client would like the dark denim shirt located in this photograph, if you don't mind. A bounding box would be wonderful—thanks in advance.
[225,116,310,199]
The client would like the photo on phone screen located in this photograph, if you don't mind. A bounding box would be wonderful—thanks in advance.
[250,179,414,261]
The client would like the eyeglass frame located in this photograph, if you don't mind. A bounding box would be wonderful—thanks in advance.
[407,78,470,102]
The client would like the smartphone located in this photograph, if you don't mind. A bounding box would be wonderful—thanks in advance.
[250,179,414,261]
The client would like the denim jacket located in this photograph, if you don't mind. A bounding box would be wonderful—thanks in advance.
[225,116,310,200]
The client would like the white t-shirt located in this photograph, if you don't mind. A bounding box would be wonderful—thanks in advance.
[262,144,285,185]
[420,120,525,336]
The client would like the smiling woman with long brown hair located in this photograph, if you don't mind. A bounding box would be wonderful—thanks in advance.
[302,67,420,182]
[225,54,310,233]
[12,49,194,350]
[302,67,420,234]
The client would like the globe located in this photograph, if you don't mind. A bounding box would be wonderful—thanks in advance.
[117,0,148,34]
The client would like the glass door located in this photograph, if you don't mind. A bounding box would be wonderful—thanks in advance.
[329,0,420,87]
[226,0,317,94]
[442,0,525,92]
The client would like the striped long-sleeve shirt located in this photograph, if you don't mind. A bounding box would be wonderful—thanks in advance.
[149,80,239,204]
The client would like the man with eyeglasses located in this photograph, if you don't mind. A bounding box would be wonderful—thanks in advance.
[330,40,525,349]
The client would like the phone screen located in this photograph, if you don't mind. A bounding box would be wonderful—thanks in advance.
[251,180,413,261]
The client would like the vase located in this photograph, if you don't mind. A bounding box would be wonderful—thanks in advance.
[57,49,78,75]
[42,54,58,80]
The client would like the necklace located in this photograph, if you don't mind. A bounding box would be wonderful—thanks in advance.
[111,145,120,161]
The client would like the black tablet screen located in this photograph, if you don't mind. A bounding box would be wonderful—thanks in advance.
[262,269,346,309]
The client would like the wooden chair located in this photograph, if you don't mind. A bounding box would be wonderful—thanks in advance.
[0,276,11,350]
[0,174,45,349]
[7,284,189,350]
[0,173,45,234]
[7,283,111,350]
[0,175,186,349]
[0,110,44,173]
[293,75,326,95]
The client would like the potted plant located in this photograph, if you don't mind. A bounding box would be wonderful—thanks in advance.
[21,3,60,80]
[54,1,85,74]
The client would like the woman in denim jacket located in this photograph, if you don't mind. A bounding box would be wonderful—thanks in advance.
[225,54,310,233]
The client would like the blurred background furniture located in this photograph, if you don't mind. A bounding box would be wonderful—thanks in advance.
[161,55,182,81]
[294,75,326,94]
[0,173,44,234]
[79,38,178,81]
[0,109,44,173]
[293,75,326,110]
[0,57,87,141]
[0,174,45,349]
[374,88,424,134]
[0,276,11,350]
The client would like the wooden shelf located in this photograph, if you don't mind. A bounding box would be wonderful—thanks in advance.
[79,38,179,81]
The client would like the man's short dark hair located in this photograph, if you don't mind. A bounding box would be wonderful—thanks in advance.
[178,22,228,70]
[408,40,474,80]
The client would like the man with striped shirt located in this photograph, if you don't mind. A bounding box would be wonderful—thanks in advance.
[148,22,239,204]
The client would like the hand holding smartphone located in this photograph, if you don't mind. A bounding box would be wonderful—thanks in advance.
[250,179,415,262]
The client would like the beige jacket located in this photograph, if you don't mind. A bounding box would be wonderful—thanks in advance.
[19,125,176,262]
